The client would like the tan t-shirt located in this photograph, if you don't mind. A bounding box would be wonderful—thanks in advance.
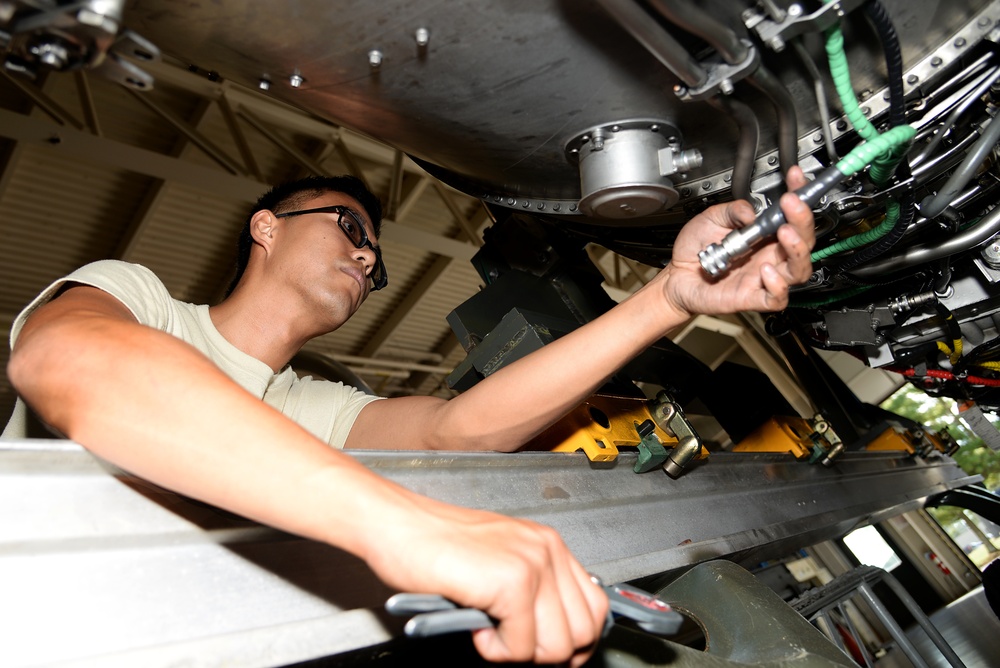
[3,260,381,447]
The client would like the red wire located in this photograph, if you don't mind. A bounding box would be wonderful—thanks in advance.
[889,367,1000,387]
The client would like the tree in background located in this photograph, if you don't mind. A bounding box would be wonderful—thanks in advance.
[880,384,1000,490]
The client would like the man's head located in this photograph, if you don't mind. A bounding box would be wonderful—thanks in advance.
[226,175,382,297]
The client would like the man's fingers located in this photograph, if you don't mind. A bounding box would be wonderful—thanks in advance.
[760,263,790,311]
[786,165,808,190]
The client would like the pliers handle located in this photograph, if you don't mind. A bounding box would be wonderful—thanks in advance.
[385,579,683,638]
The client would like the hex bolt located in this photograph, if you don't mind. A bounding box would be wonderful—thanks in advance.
[368,49,384,68]
[414,27,430,46]
[32,41,69,69]
[591,129,605,151]
[289,71,304,88]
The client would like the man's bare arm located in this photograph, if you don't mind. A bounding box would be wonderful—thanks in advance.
[348,169,815,453]
[8,285,608,665]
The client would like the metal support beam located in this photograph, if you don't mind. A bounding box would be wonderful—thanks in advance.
[0,69,84,130]
[236,105,332,177]
[73,71,102,136]
[218,90,263,181]
[0,440,975,667]
[359,255,454,358]
[0,107,265,200]
[126,88,245,175]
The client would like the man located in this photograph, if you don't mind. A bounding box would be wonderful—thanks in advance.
[6,169,815,665]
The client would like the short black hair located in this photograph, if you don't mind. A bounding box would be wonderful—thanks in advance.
[225,175,382,297]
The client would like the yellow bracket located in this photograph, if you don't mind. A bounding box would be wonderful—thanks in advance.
[732,416,825,460]
[527,394,708,463]
[865,427,921,454]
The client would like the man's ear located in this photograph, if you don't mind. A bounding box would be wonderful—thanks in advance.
[249,210,276,252]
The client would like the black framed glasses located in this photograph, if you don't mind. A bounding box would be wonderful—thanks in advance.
[275,205,388,290]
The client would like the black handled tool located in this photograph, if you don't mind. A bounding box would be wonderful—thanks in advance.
[386,579,683,638]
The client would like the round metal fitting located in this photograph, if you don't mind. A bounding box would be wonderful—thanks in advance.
[368,49,384,68]
[566,119,682,219]
[982,240,1000,268]
[414,27,430,47]
[289,72,304,88]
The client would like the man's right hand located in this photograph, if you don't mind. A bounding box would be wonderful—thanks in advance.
[353,488,609,665]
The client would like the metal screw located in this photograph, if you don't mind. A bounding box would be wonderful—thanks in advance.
[258,77,271,91]
[862,106,871,116]
[289,71,304,88]
[979,17,992,27]
[611,125,621,132]
[553,203,561,212]
[883,91,891,100]
[724,173,732,183]
[836,120,848,131]
[719,78,734,95]
[680,188,691,197]
[767,155,778,166]
[673,84,687,96]
[507,197,515,205]
[701,180,713,191]
[788,4,803,16]
[570,204,578,212]
[32,41,69,69]
[368,49,384,68]
[650,124,660,132]
[414,27,430,46]
[955,37,967,48]
[522,201,530,208]
[813,132,823,144]
[859,89,872,101]
[907,74,919,85]
[931,56,943,67]
[537,202,545,210]
[769,37,786,53]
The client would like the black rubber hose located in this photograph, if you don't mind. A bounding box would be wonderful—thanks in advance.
[708,95,759,202]
[865,0,906,131]
[748,66,800,175]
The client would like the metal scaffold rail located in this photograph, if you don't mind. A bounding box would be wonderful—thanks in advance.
[0,439,978,667]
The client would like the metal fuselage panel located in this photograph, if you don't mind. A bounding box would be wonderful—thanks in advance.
[123,0,985,215]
